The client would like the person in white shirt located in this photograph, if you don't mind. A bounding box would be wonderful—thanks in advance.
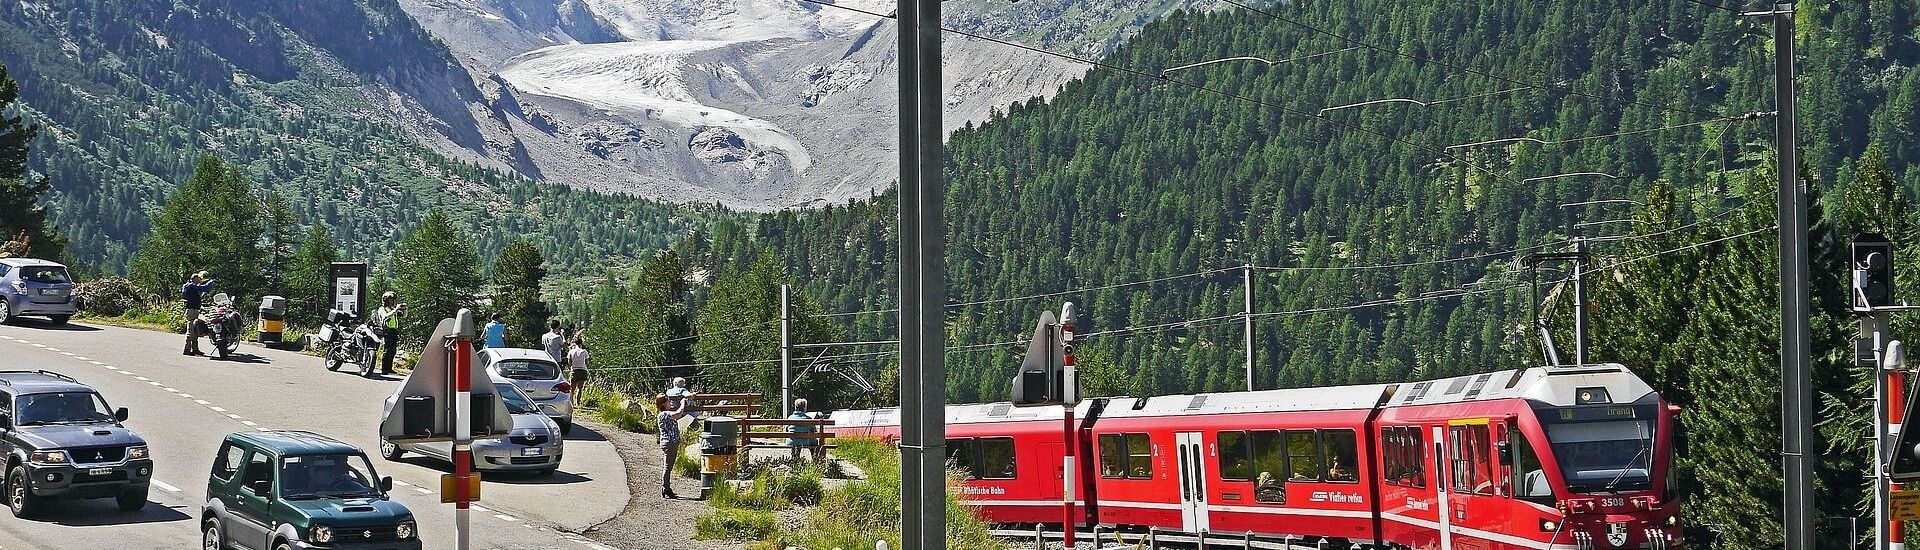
[566,336,589,392]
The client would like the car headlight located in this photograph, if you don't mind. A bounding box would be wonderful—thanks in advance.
[30,451,67,465]
[310,525,333,543]
[397,520,416,540]
[127,446,149,460]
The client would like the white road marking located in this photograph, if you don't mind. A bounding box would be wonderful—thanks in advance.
[179,394,193,398]
[44,347,59,352]
[147,381,164,387]
[471,505,490,512]
[413,488,431,494]
[164,388,180,393]
[88,361,103,365]
[30,343,44,348]
[59,352,73,356]
[134,376,149,381]
[116,370,132,375]
[494,514,518,522]
[74,356,90,361]
[209,407,227,412]
[195,400,212,405]
[226,414,242,419]
[393,480,411,487]
[151,479,181,493]
[241,421,258,427]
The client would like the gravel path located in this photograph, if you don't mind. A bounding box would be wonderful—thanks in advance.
[575,418,737,550]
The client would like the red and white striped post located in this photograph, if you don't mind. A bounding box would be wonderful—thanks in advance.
[1060,302,1078,547]
[1893,356,1907,550]
[451,309,476,550]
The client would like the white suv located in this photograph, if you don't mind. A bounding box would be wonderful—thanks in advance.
[478,348,574,435]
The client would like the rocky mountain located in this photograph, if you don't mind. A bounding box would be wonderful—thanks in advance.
[392,0,1207,209]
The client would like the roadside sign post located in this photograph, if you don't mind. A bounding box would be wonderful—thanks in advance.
[328,262,367,315]
[451,309,476,550]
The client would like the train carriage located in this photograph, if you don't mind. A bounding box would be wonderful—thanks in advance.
[828,363,1682,549]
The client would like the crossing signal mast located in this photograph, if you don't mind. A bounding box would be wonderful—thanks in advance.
[1011,303,1080,546]
[1851,234,1920,550]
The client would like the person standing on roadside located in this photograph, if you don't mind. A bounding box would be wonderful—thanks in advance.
[180,271,215,356]
[656,393,688,499]
[369,292,405,376]
[541,320,567,364]
[482,313,507,349]
[566,336,589,393]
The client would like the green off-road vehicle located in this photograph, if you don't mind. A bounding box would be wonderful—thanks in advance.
[202,431,419,550]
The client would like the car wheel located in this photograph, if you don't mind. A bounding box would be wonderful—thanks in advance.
[48,315,69,325]
[274,540,293,550]
[203,519,224,550]
[559,419,572,436]
[116,486,147,511]
[0,300,11,325]
[380,439,404,461]
[7,466,42,518]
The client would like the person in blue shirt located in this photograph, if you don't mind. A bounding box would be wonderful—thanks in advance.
[482,313,507,349]
[180,271,214,356]
[788,398,824,462]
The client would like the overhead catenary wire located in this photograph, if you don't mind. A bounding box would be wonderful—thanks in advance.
[1446,112,1774,151]
[1215,0,1726,120]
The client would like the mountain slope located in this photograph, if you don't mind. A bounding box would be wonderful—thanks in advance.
[0,0,707,274]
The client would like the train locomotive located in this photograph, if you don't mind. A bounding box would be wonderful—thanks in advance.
[830,363,1681,549]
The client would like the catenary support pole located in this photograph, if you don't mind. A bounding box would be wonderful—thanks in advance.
[452,309,476,550]
[1243,264,1254,390]
[896,0,947,543]
[1572,237,1588,366]
[781,284,792,418]
[1768,3,1813,549]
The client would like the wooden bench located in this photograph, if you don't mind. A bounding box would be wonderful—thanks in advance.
[736,419,836,463]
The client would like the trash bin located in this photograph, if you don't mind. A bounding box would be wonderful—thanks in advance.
[699,416,740,499]
[258,295,286,346]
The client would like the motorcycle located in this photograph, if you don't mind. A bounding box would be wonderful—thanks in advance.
[195,293,244,360]
[353,320,385,378]
[317,309,378,373]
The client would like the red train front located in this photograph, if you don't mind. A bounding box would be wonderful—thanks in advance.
[830,364,1683,549]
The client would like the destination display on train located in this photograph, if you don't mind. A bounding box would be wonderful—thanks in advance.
[1553,405,1644,422]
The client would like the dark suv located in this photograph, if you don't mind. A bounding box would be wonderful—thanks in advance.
[203,431,420,550]
[0,370,152,517]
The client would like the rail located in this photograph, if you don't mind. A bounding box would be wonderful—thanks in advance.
[986,527,1328,550]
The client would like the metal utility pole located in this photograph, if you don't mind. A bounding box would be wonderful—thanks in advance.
[781,284,792,418]
[1243,264,1255,391]
[1060,302,1079,547]
[896,0,947,543]
[1572,236,1589,365]
[1750,2,1812,548]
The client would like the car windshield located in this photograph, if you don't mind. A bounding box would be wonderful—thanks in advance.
[280,453,381,499]
[18,266,69,284]
[495,383,538,415]
[16,392,114,425]
[494,359,559,381]
[1545,419,1654,493]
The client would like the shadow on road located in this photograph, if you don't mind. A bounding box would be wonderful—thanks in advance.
[564,425,607,443]
[208,353,269,365]
[2,319,101,332]
[39,501,193,527]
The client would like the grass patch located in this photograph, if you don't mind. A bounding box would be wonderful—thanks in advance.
[693,508,777,541]
[675,451,702,479]
[756,437,1007,550]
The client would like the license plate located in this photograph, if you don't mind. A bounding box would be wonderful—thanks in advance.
[89,468,113,476]
[521,447,543,456]
[38,289,61,296]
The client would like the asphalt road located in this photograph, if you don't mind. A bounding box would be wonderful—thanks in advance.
[0,319,630,550]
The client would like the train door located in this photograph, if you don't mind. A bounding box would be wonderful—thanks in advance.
[1037,442,1065,501]
[1446,419,1496,548]
[1432,426,1453,550]
[1174,431,1211,533]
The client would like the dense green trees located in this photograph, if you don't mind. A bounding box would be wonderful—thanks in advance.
[390,210,481,346]
[693,253,845,411]
[0,63,61,259]
[286,226,339,327]
[128,156,267,302]
[491,240,550,348]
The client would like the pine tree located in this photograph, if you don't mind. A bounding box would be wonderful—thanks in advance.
[128,155,266,301]
[287,226,339,327]
[693,252,842,410]
[491,239,549,348]
[260,190,299,295]
[632,250,693,366]
[390,209,481,347]
[0,62,62,260]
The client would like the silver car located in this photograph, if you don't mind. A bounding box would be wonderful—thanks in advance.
[479,348,575,435]
[379,379,564,475]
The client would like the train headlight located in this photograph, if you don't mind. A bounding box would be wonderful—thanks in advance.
[1665,515,1679,526]
[1541,519,1561,532]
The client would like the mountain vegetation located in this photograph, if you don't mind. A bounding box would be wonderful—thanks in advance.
[0,63,61,259]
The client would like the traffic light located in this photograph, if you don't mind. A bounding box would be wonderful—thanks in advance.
[1011,310,1063,406]
[1853,233,1896,310]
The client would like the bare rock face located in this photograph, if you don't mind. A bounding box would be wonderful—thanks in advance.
[386,0,1199,210]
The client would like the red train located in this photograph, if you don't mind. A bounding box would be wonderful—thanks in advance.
[830,364,1681,549]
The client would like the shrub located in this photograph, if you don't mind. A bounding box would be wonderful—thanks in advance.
[693,509,776,540]
[778,467,823,506]
[74,277,148,317]
[675,451,701,479]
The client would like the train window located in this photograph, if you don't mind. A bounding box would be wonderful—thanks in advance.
[945,438,975,479]
[1218,431,1252,481]
[1379,429,1398,485]
[1406,428,1426,488]
[977,438,1017,480]
[1511,429,1553,503]
[1250,430,1287,499]
[1099,434,1126,478]
[1324,430,1358,482]
[1449,426,1472,490]
[1125,433,1154,479]
[1472,424,1498,495]
[1286,430,1321,482]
